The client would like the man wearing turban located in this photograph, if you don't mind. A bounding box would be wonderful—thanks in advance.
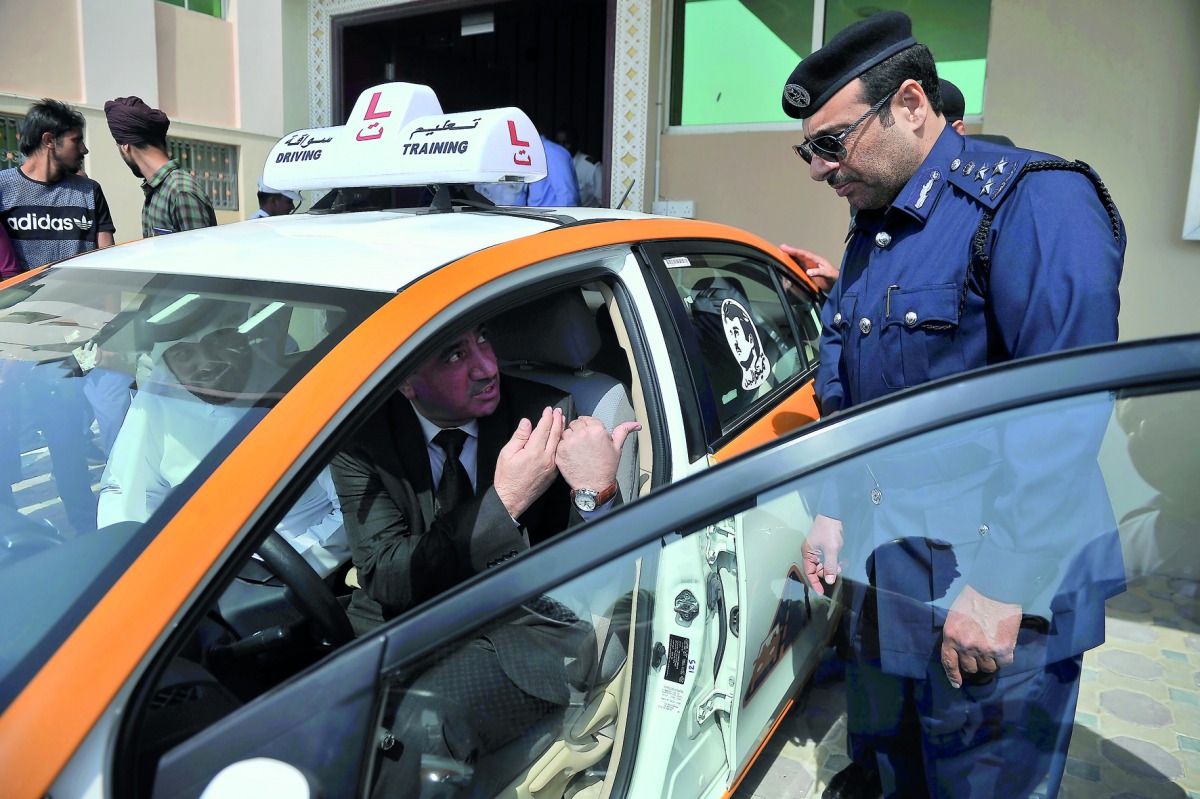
[103,96,216,237]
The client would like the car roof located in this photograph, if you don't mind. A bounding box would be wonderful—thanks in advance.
[61,207,660,293]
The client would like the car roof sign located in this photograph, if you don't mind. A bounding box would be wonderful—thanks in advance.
[263,82,548,192]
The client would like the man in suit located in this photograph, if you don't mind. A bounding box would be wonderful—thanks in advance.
[329,322,638,796]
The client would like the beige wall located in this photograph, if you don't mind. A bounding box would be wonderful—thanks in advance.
[0,0,84,101]
[657,0,1200,342]
[155,2,237,129]
[986,0,1200,340]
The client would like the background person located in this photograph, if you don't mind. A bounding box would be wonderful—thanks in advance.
[0,99,116,268]
[103,96,216,237]
[98,328,349,577]
[251,177,301,218]
[0,98,119,535]
[527,134,581,207]
[0,221,17,280]
[554,125,603,207]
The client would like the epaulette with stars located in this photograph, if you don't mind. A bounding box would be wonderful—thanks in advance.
[942,146,1035,211]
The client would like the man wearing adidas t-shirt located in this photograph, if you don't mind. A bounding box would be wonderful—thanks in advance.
[0,99,115,271]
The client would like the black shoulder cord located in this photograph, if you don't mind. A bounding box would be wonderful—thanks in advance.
[959,159,1123,319]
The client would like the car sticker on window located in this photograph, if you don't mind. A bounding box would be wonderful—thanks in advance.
[721,298,771,390]
[664,256,692,268]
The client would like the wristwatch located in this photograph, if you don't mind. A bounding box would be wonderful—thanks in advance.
[571,480,618,512]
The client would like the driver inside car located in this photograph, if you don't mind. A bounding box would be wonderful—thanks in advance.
[97,327,349,578]
[329,321,639,797]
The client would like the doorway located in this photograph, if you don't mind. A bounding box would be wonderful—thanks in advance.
[336,0,613,204]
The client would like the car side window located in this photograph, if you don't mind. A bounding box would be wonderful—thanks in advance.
[664,254,804,430]
[782,279,822,372]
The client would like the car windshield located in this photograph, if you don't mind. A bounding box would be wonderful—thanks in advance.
[0,266,386,708]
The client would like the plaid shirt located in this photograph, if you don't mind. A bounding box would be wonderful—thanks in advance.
[141,159,216,237]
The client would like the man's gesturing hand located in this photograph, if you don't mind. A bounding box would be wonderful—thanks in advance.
[556,416,641,492]
[494,406,564,518]
[802,514,843,595]
[941,584,1022,689]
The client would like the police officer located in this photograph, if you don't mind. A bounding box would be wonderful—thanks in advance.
[782,11,1126,798]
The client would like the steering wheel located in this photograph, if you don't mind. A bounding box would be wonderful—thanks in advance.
[256,531,355,648]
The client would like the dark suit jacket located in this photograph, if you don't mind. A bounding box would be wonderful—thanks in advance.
[330,376,595,703]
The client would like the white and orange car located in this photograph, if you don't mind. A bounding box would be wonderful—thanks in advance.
[0,84,834,799]
[5,83,1200,799]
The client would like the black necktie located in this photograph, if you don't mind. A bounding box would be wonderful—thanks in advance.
[433,428,473,515]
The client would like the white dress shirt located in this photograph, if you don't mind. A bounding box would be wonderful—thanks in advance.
[97,362,349,577]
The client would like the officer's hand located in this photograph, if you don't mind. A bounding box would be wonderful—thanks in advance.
[802,514,843,595]
[495,407,563,519]
[780,244,840,294]
[940,584,1022,689]
[556,416,641,491]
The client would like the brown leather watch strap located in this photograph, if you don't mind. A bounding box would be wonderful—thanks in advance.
[594,479,618,506]
[569,480,619,506]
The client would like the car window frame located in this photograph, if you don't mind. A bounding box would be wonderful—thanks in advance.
[638,240,821,452]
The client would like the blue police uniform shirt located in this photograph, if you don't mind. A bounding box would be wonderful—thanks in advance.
[815,125,1126,414]
[527,135,581,207]
[813,126,1127,678]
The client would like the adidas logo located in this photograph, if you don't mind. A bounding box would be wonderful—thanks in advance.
[5,212,89,232]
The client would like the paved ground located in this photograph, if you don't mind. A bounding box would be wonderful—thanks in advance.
[736,576,1200,799]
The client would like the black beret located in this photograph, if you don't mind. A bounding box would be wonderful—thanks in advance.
[782,10,916,119]
[940,78,965,123]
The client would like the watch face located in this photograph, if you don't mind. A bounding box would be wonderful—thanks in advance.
[573,489,598,512]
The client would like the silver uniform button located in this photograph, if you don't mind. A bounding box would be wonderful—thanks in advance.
[905,310,918,326]
[859,317,872,335]
[833,312,843,325]
[950,158,962,171]
[875,231,892,248]
[978,524,989,537]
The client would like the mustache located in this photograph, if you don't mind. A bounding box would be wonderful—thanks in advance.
[826,167,860,189]
[468,377,497,397]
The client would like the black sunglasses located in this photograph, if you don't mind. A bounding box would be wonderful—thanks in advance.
[792,87,901,165]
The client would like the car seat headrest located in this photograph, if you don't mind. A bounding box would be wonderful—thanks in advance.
[489,289,601,370]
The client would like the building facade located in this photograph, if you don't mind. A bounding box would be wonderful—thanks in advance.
[2,0,1199,342]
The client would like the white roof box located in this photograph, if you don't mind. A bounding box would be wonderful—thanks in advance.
[262,82,547,192]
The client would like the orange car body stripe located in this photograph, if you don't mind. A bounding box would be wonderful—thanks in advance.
[0,218,815,796]
[723,697,796,799]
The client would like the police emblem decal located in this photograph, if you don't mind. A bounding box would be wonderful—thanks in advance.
[963,161,976,176]
[784,84,811,108]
